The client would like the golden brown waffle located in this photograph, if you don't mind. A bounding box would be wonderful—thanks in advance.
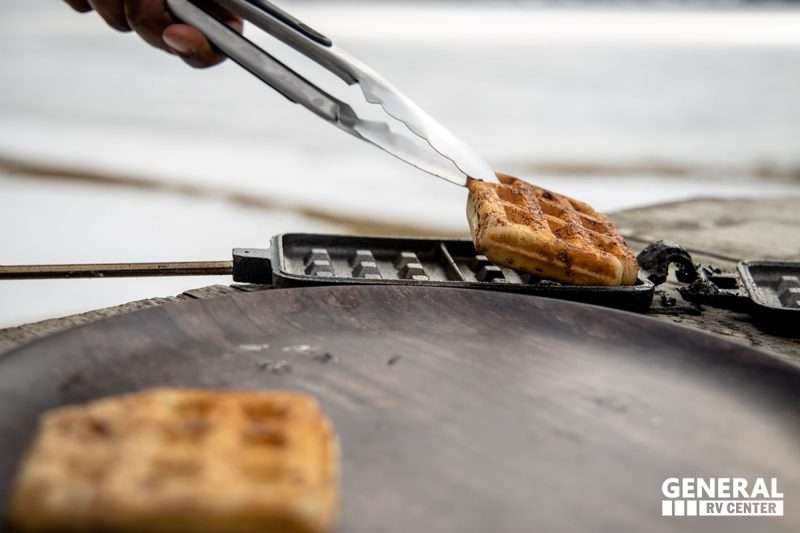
[467,173,639,286]
[9,389,339,533]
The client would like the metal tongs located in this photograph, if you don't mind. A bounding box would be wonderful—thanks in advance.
[166,0,497,186]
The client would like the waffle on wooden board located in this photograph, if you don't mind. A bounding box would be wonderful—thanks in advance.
[9,389,339,533]
[467,174,639,286]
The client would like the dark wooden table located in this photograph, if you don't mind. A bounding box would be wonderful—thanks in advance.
[1,285,798,533]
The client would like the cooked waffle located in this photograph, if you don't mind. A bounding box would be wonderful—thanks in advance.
[9,388,339,533]
[467,173,639,286]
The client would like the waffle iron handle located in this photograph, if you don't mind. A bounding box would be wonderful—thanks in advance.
[232,248,274,285]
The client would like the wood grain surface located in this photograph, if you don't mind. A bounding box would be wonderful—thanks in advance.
[0,286,798,532]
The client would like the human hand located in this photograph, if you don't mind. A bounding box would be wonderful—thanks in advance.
[64,0,243,68]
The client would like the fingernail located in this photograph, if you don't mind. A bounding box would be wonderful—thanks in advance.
[163,33,191,55]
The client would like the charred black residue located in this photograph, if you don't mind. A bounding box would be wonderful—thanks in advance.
[312,352,336,364]
[88,417,111,437]
[685,278,720,297]
[636,240,699,286]
[59,372,85,395]
[557,250,572,274]
[678,271,751,313]
[658,292,677,308]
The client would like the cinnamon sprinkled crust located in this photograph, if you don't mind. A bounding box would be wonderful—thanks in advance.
[9,389,339,533]
[467,173,639,286]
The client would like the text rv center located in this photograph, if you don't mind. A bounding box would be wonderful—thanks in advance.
[661,477,784,517]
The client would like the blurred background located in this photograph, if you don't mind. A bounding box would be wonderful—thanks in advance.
[1,1,799,327]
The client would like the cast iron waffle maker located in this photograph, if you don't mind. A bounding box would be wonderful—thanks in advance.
[232,233,655,313]
[0,232,657,314]
[0,233,655,313]
[5,233,800,332]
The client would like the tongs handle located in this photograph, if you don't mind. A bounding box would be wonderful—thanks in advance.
[211,0,358,84]
[165,0,353,122]
[242,0,331,48]
[167,0,498,185]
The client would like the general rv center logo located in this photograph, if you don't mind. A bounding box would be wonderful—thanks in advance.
[662,477,784,517]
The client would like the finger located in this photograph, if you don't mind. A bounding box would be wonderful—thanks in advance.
[88,0,131,32]
[162,24,227,68]
[64,0,93,13]
[124,0,175,52]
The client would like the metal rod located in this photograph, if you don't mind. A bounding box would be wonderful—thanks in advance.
[0,261,233,280]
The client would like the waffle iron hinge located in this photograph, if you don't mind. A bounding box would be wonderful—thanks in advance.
[232,248,274,285]
[637,240,800,336]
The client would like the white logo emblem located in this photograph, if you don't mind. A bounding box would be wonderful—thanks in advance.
[662,477,784,517]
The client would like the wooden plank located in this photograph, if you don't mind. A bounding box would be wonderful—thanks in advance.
[612,196,800,262]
